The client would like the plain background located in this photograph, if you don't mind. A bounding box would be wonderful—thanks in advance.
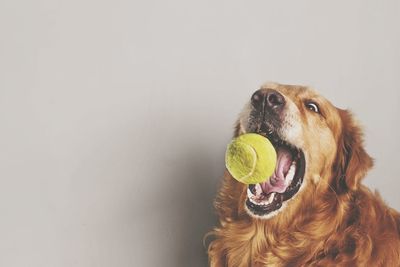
[1,0,399,266]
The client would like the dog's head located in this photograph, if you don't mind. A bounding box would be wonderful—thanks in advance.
[234,82,373,219]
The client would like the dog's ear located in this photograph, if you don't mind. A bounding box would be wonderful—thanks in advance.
[334,110,373,192]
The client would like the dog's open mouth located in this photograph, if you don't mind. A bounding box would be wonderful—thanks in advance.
[245,129,306,217]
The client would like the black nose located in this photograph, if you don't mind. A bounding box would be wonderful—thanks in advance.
[251,89,285,111]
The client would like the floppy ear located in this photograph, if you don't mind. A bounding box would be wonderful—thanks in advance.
[334,110,374,193]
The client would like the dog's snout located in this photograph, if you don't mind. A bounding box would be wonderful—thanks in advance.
[251,89,285,111]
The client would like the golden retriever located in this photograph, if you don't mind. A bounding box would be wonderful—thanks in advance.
[207,82,400,266]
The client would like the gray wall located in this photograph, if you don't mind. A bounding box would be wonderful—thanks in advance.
[1,1,399,266]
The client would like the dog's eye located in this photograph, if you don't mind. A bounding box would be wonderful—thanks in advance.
[305,102,320,113]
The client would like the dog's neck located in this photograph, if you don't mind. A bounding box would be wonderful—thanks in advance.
[212,172,357,266]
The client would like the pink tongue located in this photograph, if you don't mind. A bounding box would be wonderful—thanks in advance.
[261,147,293,194]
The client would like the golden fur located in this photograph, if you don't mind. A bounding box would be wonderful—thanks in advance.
[207,83,400,266]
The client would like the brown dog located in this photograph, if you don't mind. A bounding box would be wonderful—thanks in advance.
[207,83,400,266]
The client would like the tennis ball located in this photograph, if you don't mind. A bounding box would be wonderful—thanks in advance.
[225,133,277,184]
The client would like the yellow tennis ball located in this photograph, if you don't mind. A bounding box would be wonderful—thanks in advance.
[225,133,277,184]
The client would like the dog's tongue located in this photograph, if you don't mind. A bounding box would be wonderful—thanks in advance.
[261,147,293,194]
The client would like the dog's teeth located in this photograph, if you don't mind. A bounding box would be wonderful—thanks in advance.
[285,162,296,185]
[258,193,275,205]
[247,188,254,198]
[250,197,260,205]
[266,193,275,204]
[255,183,262,195]
[268,193,275,203]
[247,184,263,198]
[248,191,277,206]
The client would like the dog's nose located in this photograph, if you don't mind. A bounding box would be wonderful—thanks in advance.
[251,89,285,111]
